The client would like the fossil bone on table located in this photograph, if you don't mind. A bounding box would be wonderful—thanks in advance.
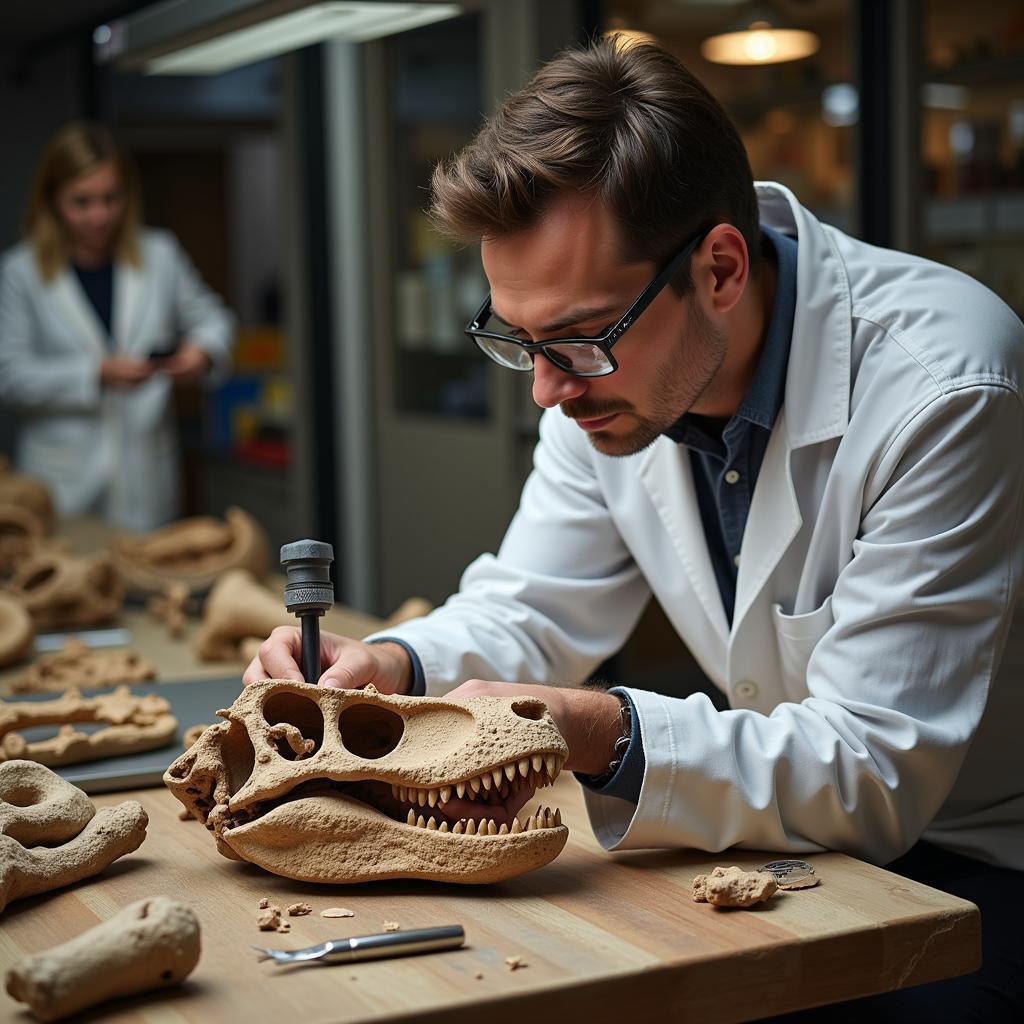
[0,770,980,1024]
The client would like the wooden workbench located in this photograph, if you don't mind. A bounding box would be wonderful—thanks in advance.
[0,516,982,1020]
[0,770,979,1024]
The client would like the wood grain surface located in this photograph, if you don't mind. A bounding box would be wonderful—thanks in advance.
[0,771,979,1024]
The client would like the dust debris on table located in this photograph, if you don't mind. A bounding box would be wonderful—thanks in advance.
[256,906,282,931]
[382,921,401,932]
[258,897,270,910]
[505,956,528,971]
[321,907,355,918]
[287,902,313,916]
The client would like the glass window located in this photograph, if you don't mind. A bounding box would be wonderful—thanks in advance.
[605,0,855,232]
[921,0,1024,317]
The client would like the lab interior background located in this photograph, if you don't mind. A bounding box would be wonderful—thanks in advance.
[1,0,1022,693]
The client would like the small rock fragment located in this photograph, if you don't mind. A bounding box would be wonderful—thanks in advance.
[287,902,313,916]
[277,921,291,933]
[258,897,270,909]
[505,956,527,971]
[382,921,401,932]
[474,971,484,980]
[256,906,282,931]
[691,865,778,908]
[321,907,355,919]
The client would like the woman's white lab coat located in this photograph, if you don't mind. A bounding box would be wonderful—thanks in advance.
[369,183,1024,871]
[0,228,235,530]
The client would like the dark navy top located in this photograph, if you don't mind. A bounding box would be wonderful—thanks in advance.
[72,262,114,344]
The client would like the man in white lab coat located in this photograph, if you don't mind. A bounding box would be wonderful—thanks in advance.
[248,41,1024,1019]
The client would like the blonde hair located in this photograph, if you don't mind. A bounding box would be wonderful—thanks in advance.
[23,121,142,281]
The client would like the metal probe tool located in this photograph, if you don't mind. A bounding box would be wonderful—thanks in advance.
[252,924,466,966]
[280,539,335,684]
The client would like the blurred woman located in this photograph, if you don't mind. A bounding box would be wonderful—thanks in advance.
[0,121,235,530]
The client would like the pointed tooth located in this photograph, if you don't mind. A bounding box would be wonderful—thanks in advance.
[439,785,452,804]
[511,817,522,834]
[480,773,491,792]
[427,816,437,830]
[498,822,509,835]
[518,758,530,778]
[453,821,465,834]
[544,808,554,828]
[492,768,504,788]
[469,775,482,794]
[531,754,543,773]
[545,754,556,778]
[391,783,399,798]
[487,819,497,836]
[525,815,536,831]
[455,782,466,799]
[554,808,562,826]
[413,789,422,807]
[466,819,477,836]
[415,814,425,828]
[407,809,416,826]
[504,762,517,782]
[439,821,449,833]
[397,786,405,801]
[427,788,438,808]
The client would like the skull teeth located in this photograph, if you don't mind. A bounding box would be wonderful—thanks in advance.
[405,805,563,834]
[390,753,564,807]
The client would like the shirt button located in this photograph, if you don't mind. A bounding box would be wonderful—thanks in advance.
[735,679,759,701]
[733,554,741,567]
[724,469,741,485]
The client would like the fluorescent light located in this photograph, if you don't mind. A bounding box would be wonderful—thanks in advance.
[146,2,461,75]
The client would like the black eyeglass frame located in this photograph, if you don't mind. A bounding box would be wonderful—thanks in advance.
[464,228,708,378]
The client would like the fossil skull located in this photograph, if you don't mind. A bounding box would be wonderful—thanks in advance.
[164,680,570,884]
[7,550,124,630]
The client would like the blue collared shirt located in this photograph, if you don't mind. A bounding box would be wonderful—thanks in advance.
[583,225,798,803]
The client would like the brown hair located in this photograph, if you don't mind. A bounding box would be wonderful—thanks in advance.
[430,37,760,293]
[23,121,141,281]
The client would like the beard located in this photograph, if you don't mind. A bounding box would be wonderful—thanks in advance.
[562,301,727,457]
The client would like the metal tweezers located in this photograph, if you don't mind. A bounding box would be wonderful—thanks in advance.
[253,924,465,966]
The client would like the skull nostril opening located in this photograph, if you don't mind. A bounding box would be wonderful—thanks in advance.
[3,784,43,807]
[263,692,325,760]
[510,699,545,721]
[338,704,404,759]
[21,565,56,592]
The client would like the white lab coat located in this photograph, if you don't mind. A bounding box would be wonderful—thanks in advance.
[371,183,1024,870]
[0,229,235,530]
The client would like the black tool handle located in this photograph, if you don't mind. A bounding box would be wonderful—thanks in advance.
[280,540,335,684]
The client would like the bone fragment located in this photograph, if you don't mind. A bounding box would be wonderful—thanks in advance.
[321,907,355,918]
[5,896,200,1021]
[0,687,177,768]
[147,582,191,639]
[691,866,778,907]
[287,902,313,916]
[10,641,156,694]
[505,956,528,971]
[256,906,282,931]
[183,723,213,750]
[258,897,270,909]
[0,760,148,914]
[0,592,33,670]
[382,921,401,932]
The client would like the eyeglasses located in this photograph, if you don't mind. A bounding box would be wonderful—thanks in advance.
[465,229,706,378]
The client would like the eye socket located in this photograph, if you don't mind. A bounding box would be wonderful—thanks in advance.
[263,692,324,760]
[510,699,545,721]
[338,703,405,759]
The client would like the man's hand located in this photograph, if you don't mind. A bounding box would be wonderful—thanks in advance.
[444,679,624,776]
[242,627,412,694]
[99,355,153,390]
[156,342,212,386]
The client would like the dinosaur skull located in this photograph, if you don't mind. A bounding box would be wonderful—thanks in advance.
[164,681,570,884]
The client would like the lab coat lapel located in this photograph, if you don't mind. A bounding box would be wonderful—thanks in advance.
[49,269,107,357]
[112,260,145,355]
[731,412,801,633]
[639,441,730,645]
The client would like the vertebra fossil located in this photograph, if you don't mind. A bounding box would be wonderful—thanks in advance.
[164,680,569,884]
[7,550,124,630]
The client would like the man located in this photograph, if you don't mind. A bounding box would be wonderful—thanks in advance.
[247,40,1024,1019]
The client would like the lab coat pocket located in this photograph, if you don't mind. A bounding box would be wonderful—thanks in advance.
[771,596,834,696]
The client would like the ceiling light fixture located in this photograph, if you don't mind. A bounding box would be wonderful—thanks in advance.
[701,7,819,66]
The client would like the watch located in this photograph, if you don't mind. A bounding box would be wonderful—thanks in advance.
[587,696,632,786]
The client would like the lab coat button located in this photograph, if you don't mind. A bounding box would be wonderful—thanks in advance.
[735,679,758,700]
[733,553,741,567]
[724,469,741,485]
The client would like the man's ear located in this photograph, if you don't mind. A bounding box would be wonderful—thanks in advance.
[696,224,749,316]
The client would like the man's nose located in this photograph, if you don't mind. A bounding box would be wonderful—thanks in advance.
[531,352,588,409]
